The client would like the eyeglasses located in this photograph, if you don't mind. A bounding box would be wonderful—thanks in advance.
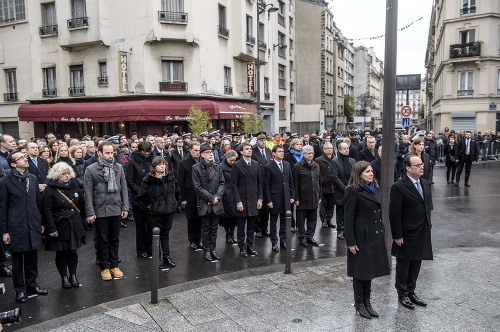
[411,163,425,168]
[14,154,28,162]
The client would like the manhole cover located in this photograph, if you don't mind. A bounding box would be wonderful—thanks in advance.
[291,319,303,323]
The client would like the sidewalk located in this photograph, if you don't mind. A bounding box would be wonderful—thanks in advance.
[17,247,499,332]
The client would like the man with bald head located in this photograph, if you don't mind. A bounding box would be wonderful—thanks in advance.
[152,136,173,172]
[26,142,49,192]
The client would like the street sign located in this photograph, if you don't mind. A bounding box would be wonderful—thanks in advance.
[400,105,412,117]
[489,102,497,111]
[402,117,410,126]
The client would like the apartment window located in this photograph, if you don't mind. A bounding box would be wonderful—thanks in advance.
[289,38,294,56]
[246,15,255,45]
[258,23,266,50]
[278,32,286,58]
[69,65,85,96]
[68,0,88,28]
[459,29,475,44]
[289,17,293,33]
[0,0,25,23]
[278,65,286,89]
[224,66,232,95]
[218,4,229,38]
[338,46,344,60]
[460,0,476,15]
[4,69,18,101]
[39,3,57,36]
[278,1,285,26]
[98,62,108,85]
[498,70,500,95]
[264,77,270,100]
[162,60,183,82]
[159,0,187,22]
[161,0,184,12]
[289,60,293,78]
[279,96,286,120]
[42,67,57,97]
[457,71,473,97]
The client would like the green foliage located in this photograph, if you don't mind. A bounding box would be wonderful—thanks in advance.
[241,113,266,134]
[344,95,355,121]
[188,106,210,135]
[418,104,426,119]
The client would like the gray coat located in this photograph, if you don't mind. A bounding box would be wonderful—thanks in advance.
[84,161,128,218]
[192,160,225,216]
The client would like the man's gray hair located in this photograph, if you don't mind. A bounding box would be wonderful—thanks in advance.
[302,145,314,153]
[322,142,333,150]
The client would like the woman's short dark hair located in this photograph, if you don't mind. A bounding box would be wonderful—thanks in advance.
[149,156,168,176]
[348,161,379,189]
[138,141,152,152]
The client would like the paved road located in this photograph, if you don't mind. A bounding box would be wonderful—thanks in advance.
[1,161,499,330]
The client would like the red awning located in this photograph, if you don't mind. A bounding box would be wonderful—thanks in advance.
[18,100,256,122]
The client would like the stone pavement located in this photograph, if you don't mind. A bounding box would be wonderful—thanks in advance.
[17,247,499,332]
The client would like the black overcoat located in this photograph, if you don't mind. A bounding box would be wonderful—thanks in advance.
[293,159,321,210]
[444,143,458,167]
[230,159,262,217]
[137,173,179,215]
[262,160,294,214]
[315,154,334,194]
[0,172,43,253]
[192,160,225,216]
[389,175,433,261]
[331,155,355,205]
[344,186,390,280]
[126,151,154,205]
[219,160,236,218]
[176,155,200,219]
[283,151,300,167]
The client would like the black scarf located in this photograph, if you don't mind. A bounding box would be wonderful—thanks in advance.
[339,154,352,175]
[11,169,29,192]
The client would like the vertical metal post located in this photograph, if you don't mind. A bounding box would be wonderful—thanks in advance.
[381,0,398,269]
[151,227,160,304]
[285,210,292,274]
[256,1,261,115]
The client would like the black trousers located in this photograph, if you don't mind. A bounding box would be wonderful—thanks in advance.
[149,213,173,257]
[456,158,472,183]
[395,258,422,297]
[11,250,38,294]
[187,218,202,243]
[319,193,335,223]
[94,216,121,270]
[446,164,458,182]
[269,212,286,246]
[255,205,269,234]
[296,208,318,240]
[201,215,219,251]
[237,216,256,249]
[353,278,372,304]
[0,242,7,267]
[335,204,345,230]
[134,206,152,256]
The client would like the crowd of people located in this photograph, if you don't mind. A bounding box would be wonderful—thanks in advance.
[0,125,494,318]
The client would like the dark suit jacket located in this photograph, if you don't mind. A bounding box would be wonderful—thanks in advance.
[251,146,272,166]
[171,148,187,171]
[28,157,49,184]
[176,156,199,220]
[331,155,355,205]
[359,148,377,163]
[456,137,479,162]
[315,154,334,194]
[230,158,262,218]
[389,175,433,261]
[262,160,294,214]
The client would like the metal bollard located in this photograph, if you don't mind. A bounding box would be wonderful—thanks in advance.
[151,227,160,304]
[285,210,292,274]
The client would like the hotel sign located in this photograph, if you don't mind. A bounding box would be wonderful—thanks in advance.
[247,61,255,92]
[119,51,128,93]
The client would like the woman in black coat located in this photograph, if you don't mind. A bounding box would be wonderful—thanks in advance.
[408,138,431,181]
[443,135,458,184]
[137,156,179,268]
[41,162,86,289]
[344,161,390,319]
[218,150,238,243]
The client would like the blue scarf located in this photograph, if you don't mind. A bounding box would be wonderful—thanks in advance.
[290,149,303,162]
[75,158,85,165]
[363,182,376,195]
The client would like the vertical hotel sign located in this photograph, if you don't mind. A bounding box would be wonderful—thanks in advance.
[119,51,128,93]
[247,61,255,92]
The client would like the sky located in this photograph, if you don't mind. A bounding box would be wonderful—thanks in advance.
[329,0,434,76]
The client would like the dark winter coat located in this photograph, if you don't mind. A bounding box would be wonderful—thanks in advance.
[41,179,86,251]
[0,172,42,253]
[359,148,377,163]
[293,159,321,210]
[219,160,237,218]
[126,151,154,205]
[263,160,294,214]
[315,154,334,194]
[415,152,431,181]
[456,137,479,162]
[73,161,85,188]
[424,139,439,162]
[137,173,179,215]
[331,154,355,205]
[27,157,49,184]
[231,158,263,218]
[176,155,200,219]
[344,186,390,280]
[390,175,433,261]
[444,143,458,167]
[192,160,225,216]
[283,151,300,167]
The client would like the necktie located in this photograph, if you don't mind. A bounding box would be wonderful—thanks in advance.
[278,162,283,172]
[415,181,424,200]
[179,149,183,158]
[466,139,470,155]
[261,149,266,159]
[32,158,38,168]
[247,161,251,167]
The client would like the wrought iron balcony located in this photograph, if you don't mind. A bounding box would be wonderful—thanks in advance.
[218,25,229,38]
[279,78,286,89]
[69,86,85,96]
[457,89,473,97]
[97,77,108,86]
[67,17,89,29]
[158,11,188,23]
[449,42,481,59]
[264,92,270,100]
[42,88,57,98]
[460,6,476,15]
[159,81,188,92]
[246,34,255,45]
[224,86,233,95]
[39,25,58,36]
[3,92,18,102]
[258,40,267,50]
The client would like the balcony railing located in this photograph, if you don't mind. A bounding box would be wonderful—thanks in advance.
[159,81,188,92]
[279,78,286,89]
[97,77,108,86]
[158,11,188,23]
[39,25,58,36]
[278,14,285,26]
[218,25,229,38]
[457,89,474,97]
[460,6,476,15]
[246,34,255,45]
[258,40,267,50]
[224,86,233,95]
[279,109,286,120]
[67,17,89,29]
[449,42,481,58]
[69,87,85,96]
[3,92,18,101]
[42,88,57,98]
[264,92,270,100]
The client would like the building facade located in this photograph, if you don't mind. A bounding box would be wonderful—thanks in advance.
[0,0,295,139]
[425,0,500,133]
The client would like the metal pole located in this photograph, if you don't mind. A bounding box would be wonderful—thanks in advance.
[285,210,292,274]
[256,1,261,115]
[151,227,160,304]
[381,0,398,269]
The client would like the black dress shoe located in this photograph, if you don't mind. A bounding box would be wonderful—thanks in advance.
[408,293,427,307]
[62,276,72,289]
[280,242,287,250]
[262,231,270,237]
[247,247,258,255]
[240,249,248,258]
[272,244,280,252]
[164,256,176,267]
[197,241,203,249]
[16,292,27,303]
[337,231,345,240]
[364,301,379,317]
[203,251,213,261]
[291,227,296,233]
[399,296,415,309]
[307,238,320,246]
[5,251,12,260]
[327,222,336,229]
[1,265,13,277]
[447,180,451,184]
[70,275,81,287]
[354,303,372,319]
[190,241,198,249]
[138,253,148,259]
[322,222,329,228]
[230,235,237,243]
[431,181,435,184]
[255,232,263,238]
[27,287,48,296]
[299,239,308,247]
[225,235,233,244]
[210,250,220,260]
[454,182,459,186]
[464,182,471,187]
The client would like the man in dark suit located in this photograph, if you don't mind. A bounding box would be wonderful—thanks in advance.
[231,142,263,258]
[359,136,377,163]
[315,142,335,228]
[26,142,49,192]
[152,137,173,172]
[170,137,187,172]
[390,155,433,310]
[251,132,272,237]
[262,145,294,252]
[302,133,321,159]
[0,151,48,303]
[455,131,479,187]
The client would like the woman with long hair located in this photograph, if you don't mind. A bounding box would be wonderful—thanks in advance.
[344,161,390,319]
[219,150,238,243]
[408,138,431,181]
[48,140,60,159]
[41,162,86,289]
[69,145,85,187]
[39,144,53,166]
[53,144,71,166]
[444,135,458,184]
